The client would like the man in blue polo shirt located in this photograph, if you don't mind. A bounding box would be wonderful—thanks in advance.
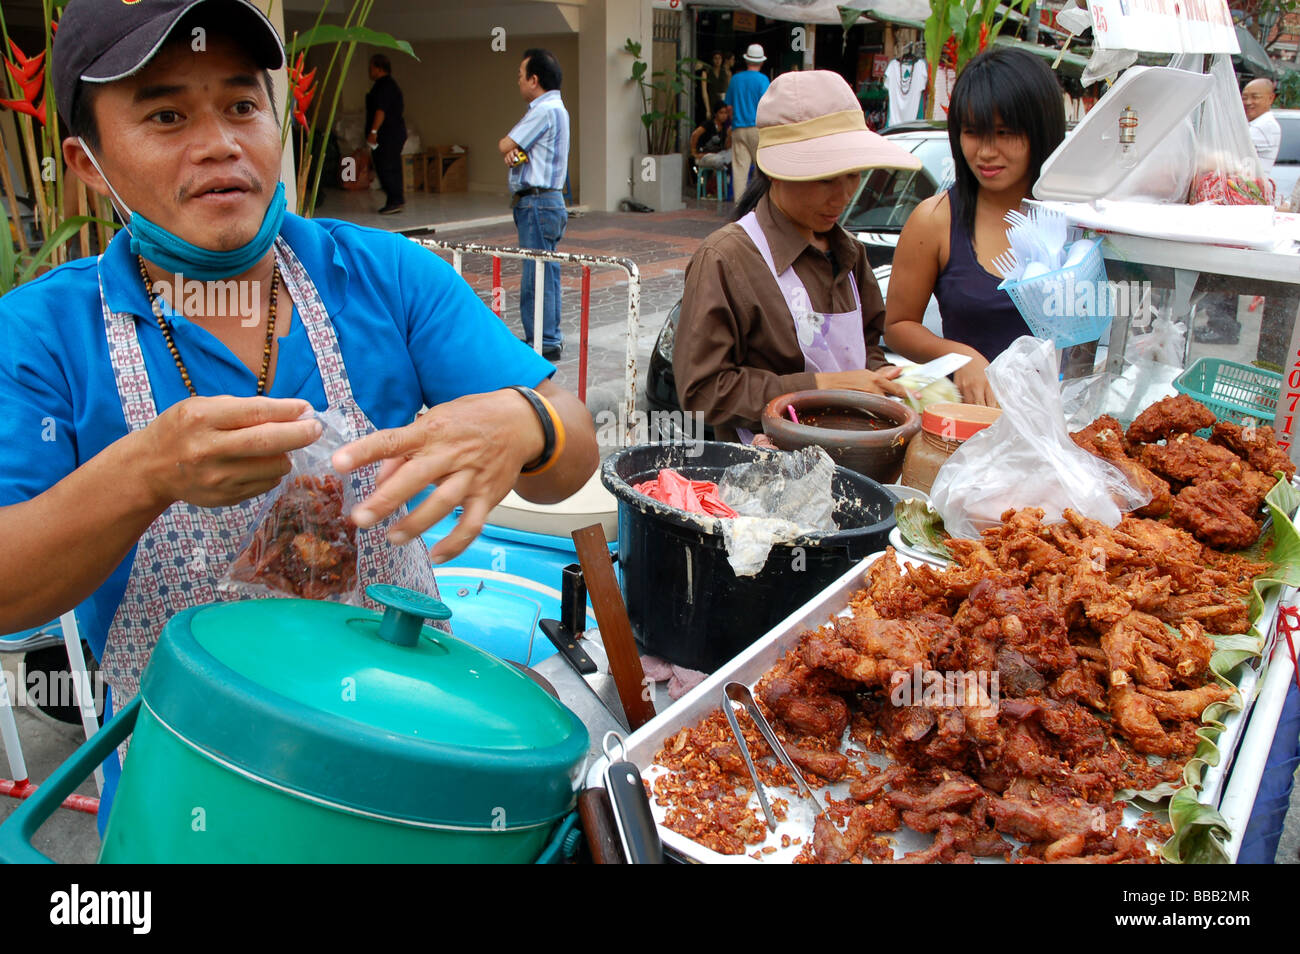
[725,44,770,197]
[0,0,597,829]
[498,48,570,361]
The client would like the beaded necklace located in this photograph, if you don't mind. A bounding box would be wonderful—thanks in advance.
[138,256,279,397]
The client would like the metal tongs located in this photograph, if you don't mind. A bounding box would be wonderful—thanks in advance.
[722,681,824,831]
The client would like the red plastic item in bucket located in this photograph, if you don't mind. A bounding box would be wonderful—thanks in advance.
[633,469,738,518]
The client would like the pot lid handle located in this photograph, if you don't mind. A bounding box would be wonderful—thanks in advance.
[366,584,453,647]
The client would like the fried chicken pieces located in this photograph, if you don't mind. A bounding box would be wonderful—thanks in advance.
[1071,395,1290,549]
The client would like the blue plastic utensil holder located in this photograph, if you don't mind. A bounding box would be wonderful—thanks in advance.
[998,240,1113,349]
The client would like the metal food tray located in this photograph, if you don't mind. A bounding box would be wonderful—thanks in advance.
[596,546,1295,864]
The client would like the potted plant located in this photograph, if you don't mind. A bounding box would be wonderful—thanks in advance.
[624,38,694,212]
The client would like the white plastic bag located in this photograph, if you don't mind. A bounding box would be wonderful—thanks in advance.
[929,337,1151,539]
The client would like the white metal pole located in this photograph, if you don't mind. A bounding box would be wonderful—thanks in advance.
[60,612,103,793]
[624,264,642,445]
[0,664,27,783]
[533,255,546,354]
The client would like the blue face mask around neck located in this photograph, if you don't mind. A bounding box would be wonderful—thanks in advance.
[79,139,286,280]
[128,181,287,281]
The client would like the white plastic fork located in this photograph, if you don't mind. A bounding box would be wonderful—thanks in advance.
[992,249,1021,280]
[1004,208,1033,230]
[1029,207,1068,270]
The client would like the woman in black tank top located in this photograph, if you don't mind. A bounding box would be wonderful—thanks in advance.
[882,48,1066,407]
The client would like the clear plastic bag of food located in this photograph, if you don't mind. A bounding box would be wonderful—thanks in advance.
[221,408,361,603]
[1189,54,1274,207]
[930,336,1151,539]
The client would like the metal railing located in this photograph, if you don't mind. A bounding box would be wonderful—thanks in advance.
[416,238,642,441]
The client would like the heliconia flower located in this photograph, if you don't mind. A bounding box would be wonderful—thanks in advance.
[0,38,46,126]
[287,52,317,128]
[978,22,989,52]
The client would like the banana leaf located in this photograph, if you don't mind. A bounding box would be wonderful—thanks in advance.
[0,199,18,296]
[287,25,416,61]
[17,215,119,286]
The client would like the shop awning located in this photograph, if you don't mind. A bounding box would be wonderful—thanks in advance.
[992,35,1092,74]
[723,0,929,25]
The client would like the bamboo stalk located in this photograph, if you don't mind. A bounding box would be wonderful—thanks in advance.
[306,0,374,217]
[17,114,50,251]
[0,117,30,255]
[75,176,89,258]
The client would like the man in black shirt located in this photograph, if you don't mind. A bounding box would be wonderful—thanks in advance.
[365,53,407,214]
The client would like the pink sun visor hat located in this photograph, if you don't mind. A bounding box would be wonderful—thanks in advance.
[756,70,922,181]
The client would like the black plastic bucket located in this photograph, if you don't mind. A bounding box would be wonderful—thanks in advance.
[600,442,896,672]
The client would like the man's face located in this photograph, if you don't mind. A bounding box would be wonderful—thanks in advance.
[1243,82,1274,122]
[70,36,281,253]
[517,59,540,101]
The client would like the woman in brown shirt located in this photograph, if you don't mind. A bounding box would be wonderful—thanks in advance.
[673,70,922,442]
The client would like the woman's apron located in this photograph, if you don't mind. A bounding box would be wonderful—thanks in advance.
[98,236,443,707]
[735,211,867,442]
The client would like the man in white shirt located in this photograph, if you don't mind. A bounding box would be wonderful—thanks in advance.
[1243,78,1281,175]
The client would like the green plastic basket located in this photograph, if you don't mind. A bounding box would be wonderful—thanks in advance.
[1172,357,1280,428]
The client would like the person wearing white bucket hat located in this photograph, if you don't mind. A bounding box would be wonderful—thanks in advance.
[675,70,923,443]
[724,44,770,192]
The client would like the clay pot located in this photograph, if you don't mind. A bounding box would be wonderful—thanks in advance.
[762,389,921,483]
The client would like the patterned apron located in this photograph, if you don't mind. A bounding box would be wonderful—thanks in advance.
[99,237,442,705]
[735,211,868,443]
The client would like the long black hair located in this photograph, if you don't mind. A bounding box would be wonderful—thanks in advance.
[732,168,771,220]
[947,48,1065,235]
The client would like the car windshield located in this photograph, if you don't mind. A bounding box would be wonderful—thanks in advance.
[840,136,955,232]
[1277,115,1300,164]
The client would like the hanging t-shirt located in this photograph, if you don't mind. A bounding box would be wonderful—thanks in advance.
[884,58,927,126]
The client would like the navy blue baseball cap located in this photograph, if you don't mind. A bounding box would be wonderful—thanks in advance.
[53,0,285,126]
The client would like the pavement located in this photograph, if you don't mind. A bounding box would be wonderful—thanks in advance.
[424,198,734,429]
[1,195,1297,864]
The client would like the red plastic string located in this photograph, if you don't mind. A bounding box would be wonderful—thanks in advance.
[1275,605,1300,695]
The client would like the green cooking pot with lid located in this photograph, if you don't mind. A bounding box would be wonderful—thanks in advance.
[0,585,589,863]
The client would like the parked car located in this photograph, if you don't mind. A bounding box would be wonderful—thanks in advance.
[1271,108,1300,208]
[645,123,951,423]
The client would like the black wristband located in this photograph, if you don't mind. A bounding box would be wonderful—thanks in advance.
[508,385,556,474]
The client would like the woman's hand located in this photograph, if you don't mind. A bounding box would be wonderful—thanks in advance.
[954,355,997,407]
[813,366,910,399]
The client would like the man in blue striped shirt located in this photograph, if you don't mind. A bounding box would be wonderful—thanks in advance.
[498,49,570,360]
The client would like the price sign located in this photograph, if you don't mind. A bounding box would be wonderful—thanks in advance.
[1087,0,1238,54]
[1277,320,1300,467]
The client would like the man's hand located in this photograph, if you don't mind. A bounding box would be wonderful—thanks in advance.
[332,389,548,564]
[136,397,322,509]
[813,366,910,399]
[953,356,997,408]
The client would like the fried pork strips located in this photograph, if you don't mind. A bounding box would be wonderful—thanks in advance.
[1126,393,1216,444]
[800,617,932,689]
